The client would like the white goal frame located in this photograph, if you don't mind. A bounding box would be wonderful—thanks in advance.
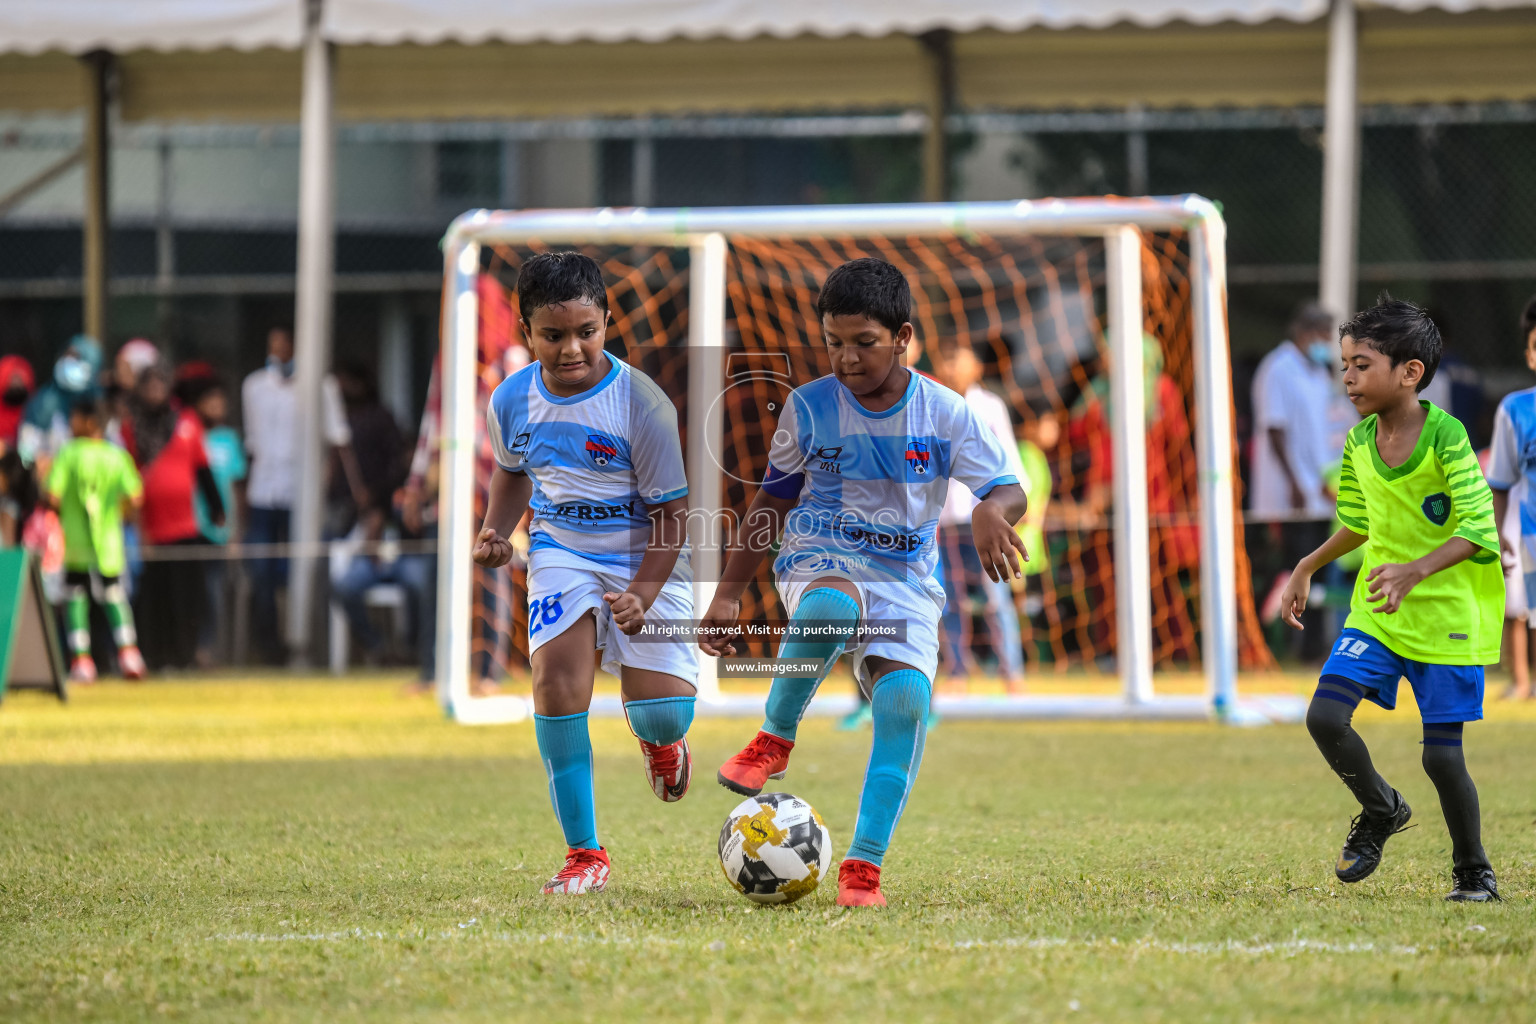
[436,198,1300,727]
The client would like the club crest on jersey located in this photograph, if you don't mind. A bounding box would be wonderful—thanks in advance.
[1422,491,1450,526]
[905,439,930,475]
[585,433,619,467]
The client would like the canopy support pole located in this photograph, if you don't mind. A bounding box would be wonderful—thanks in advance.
[919,30,954,203]
[81,50,113,344]
[1320,0,1359,320]
[287,0,337,666]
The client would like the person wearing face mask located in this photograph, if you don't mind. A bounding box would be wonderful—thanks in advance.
[0,355,36,451]
[1251,302,1349,658]
[18,336,104,475]
[240,326,354,665]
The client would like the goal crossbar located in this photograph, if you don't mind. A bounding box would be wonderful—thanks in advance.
[436,197,1300,728]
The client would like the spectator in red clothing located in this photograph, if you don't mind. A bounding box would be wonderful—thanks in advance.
[0,355,36,450]
[122,360,224,671]
[1067,334,1200,663]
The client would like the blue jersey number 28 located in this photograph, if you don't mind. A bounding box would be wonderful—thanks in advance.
[528,592,565,637]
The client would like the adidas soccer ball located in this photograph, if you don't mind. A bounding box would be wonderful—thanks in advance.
[718,792,832,905]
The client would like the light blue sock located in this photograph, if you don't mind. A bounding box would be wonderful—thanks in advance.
[533,712,599,850]
[846,669,932,866]
[762,587,860,742]
[624,695,696,745]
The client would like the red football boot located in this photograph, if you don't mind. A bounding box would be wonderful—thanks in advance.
[69,655,97,684]
[716,730,793,796]
[541,847,611,894]
[836,858,886,908]
[639,736,692,802]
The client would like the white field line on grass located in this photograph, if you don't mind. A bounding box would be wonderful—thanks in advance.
[206,921,1426,957]
[951,936,1424,956]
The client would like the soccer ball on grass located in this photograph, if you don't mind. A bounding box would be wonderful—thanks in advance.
[718,792,832,904]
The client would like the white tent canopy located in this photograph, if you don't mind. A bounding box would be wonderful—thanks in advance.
[7,0,1534,56]
[322,0,1329,46]
[0,0,303,55]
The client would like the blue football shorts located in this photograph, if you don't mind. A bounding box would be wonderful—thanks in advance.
[1319,627,1484,724]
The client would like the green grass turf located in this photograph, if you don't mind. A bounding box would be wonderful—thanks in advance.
[1,675,1534,1022]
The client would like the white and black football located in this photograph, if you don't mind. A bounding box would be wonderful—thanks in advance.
[718,792,833,905]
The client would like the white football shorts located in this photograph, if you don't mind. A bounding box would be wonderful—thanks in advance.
[775,552,941,693]
[526,551,698,686]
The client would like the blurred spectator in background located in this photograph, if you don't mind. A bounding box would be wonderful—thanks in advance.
[1249,302,1339,660]
[328,363,410,667]
[123,361,223,672]
[111,339,160,438]
[18,335,102,472]
[44,397,145,682]
[329,364,404,537]
[396,368,441,692]
[0,355,36,450]
[934,339,1027,694]
[1014,410,1058,641]
[241,326,354,665]
[0,447,38,546]
[110,340,159,598]
[177,366,246,667]
[1068,334,1199,663]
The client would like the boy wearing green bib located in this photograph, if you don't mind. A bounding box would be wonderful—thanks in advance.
[44,398,145,682]
[1277,297,1501,903]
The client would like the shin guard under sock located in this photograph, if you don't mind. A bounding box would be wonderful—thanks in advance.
[846,668,932,866]
[1422,723,1490,872]
[1306,675,1397,818]
[761,587,859,742]
[624,695,696,746]
[533,712,599,850]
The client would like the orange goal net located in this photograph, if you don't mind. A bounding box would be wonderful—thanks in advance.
[456,227,1271,685]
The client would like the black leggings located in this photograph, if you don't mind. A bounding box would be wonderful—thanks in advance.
[1307,676,1489,871]
[134,538,206,671]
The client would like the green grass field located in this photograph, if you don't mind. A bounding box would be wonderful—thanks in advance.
[1,674,1533,1022]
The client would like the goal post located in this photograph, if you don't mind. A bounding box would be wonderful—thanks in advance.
[435,197,1299,727]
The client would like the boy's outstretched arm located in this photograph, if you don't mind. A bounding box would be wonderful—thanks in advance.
[604,496,688,635]
[472,467,532,568]
[971,482,1029,582]
[697,487,798,657]
[1278,527,1368,629]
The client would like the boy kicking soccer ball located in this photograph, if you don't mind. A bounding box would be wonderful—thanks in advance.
[1278,296,1501,902]
[475,252,697,894]
[699,258,1028,907]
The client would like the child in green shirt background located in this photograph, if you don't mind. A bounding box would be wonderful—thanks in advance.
[44,397,146,682]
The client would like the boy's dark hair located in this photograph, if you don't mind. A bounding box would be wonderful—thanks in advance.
[816,258,912,333]
[517,252,609,320]
[1289,301,1336,343]
[1339,293,1442,393]
[69,395,104,422]
[1520,294,1536,345]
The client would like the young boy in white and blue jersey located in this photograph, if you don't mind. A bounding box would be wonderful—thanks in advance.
[700,258,1028,907]
[474,252,697,895]
[1485,295,1536,701]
